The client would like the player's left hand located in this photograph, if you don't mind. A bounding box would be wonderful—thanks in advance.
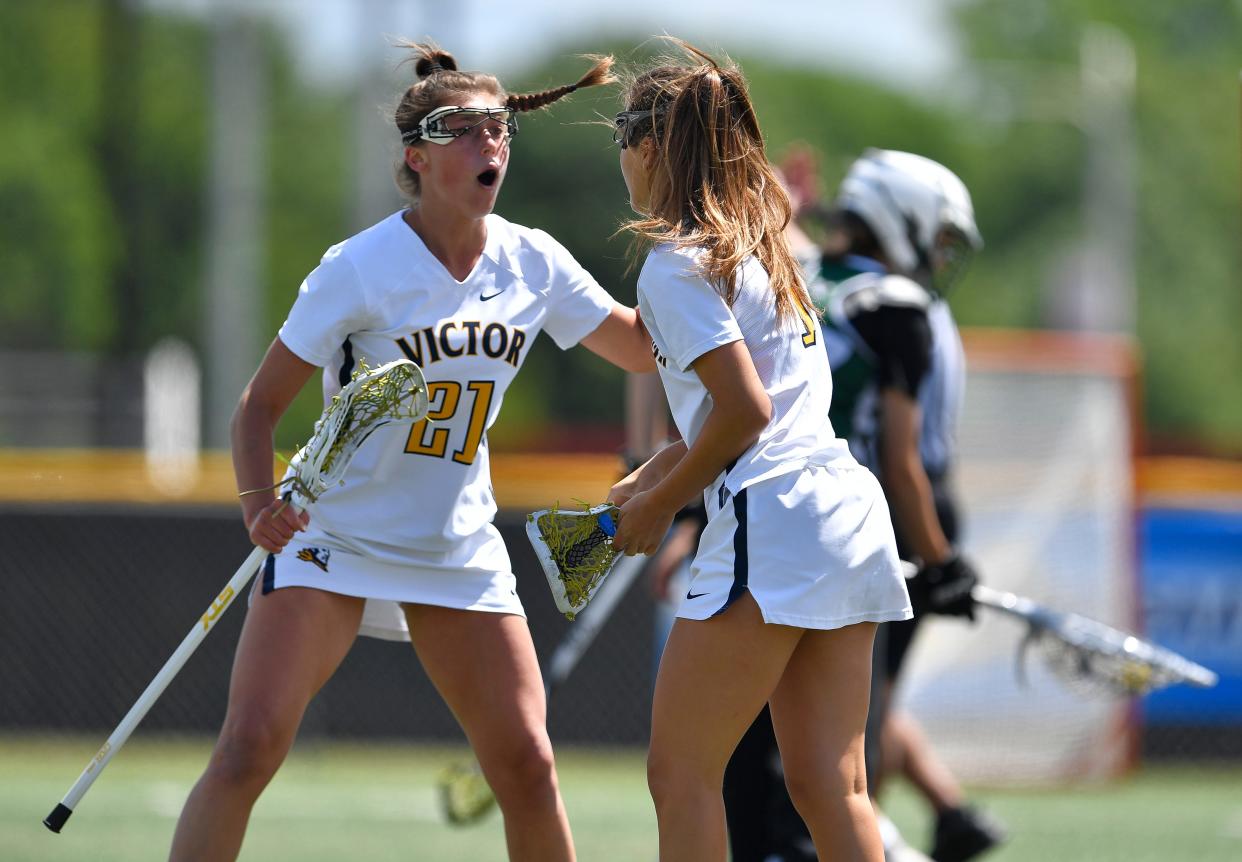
[611,490,675,557]
[608,472,642,508]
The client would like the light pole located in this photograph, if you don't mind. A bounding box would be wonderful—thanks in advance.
[965,23,1137,334]
[203,10,267,448]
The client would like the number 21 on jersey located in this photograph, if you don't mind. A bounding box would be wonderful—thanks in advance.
[405,379,495,465]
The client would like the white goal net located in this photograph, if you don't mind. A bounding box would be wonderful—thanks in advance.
[898,328,1140,785]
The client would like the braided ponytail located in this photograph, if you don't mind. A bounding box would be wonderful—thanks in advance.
[507,56,616,112]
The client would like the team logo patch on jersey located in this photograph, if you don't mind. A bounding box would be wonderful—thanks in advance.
[296,547,331,573]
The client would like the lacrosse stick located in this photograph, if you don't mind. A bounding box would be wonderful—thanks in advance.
[436,506,642,826]
[527,503,623,620]
[44,358,429,834]
[971,584,1218,697]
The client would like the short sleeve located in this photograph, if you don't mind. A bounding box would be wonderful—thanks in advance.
[638,248,742,371]
[852,304,933,398]
[277,247,372,367]
[538,233,614,349]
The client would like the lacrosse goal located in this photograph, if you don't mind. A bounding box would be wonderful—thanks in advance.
[897,327,1141,785]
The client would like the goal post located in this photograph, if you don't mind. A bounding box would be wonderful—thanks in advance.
[898,327,1142,785]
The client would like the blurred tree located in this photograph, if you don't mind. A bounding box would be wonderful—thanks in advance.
[3,6,1238,453]
[0,2,351,448]
[0,2,119,350]
[496,17,1242,453]
[954,0,1242,451]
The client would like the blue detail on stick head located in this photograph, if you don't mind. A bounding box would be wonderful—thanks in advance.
[598,511,617,537]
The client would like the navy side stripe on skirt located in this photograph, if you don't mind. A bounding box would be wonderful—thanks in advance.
[712,487,749,617]
[261,553,276,594]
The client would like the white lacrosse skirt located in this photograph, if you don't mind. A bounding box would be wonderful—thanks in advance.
[258,522,525,642]
[678,457,912,630]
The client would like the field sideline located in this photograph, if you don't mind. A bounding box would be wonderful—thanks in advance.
[5,736,1240,861]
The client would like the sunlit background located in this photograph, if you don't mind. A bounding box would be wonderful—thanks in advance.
[2,2,1240,860]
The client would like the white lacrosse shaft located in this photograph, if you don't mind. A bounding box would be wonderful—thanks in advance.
[438,551,648,826]
[545,552,646,696]
[45,358,427,833]
[44,536,284,833]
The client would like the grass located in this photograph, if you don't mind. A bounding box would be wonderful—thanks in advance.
[5,735,1240,861]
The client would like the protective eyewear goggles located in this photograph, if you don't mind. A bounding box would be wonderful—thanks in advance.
[613,109,659,149]
[402,106,518,146]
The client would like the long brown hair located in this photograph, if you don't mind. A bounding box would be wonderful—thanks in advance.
[620,39,809,322]
[393,41,615,199]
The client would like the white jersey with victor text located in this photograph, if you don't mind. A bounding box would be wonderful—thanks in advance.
[278,210,613,565]
[636,244,842,494]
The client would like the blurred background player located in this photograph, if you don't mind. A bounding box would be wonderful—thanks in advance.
[826,149,1004,862]
[722,149,1007,862]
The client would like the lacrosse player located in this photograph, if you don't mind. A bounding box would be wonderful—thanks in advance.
[723,149,1007,862]
[169,43,653,862]
[607,41,911,861]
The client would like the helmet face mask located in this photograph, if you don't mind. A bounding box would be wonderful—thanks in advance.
[402,106,518,146]
[930,226,976,295]
[834,149,982,292]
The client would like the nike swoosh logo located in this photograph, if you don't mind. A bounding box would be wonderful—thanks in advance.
[480,290,504,301]
[686,590,708,600]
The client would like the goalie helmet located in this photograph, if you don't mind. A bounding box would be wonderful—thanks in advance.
[835,149,982,290]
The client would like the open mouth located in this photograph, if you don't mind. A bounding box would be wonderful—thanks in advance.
[477,169,499,187]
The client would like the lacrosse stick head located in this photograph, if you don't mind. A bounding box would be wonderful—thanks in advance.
[1023,608,1218,698]
[286,359,429,508]
[526,504,622,620]
[436,761,497,826]
[974,586,1218,698]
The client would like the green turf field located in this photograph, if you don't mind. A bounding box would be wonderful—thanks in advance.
[5,736,1240,861]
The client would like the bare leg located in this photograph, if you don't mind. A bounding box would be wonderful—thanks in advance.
[769,621,884,862]
[647,594,803,861]
[885,709,964,814]
[169,586,364,862]
[403,605,575,862]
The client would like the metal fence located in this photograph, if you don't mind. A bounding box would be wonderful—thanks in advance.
[4,501,1237,767]
[2,504,654,746]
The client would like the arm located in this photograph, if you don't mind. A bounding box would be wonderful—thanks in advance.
[868,320,977,619]
[611,340,771,556]
[852,300,950,566]
[232,337,318,553]
[624,370,668,464]
[877,388,954,566]
[612,369,677,505]
[579,303,658,373]
[610,438,687,507]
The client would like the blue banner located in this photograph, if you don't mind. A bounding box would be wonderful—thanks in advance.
[1140,507,1242,724]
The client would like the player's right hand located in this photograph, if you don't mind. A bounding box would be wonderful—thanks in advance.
[244,498,309,554]
[909,555,979,620]
[612,490,675,557]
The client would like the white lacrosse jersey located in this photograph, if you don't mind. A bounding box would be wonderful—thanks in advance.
[277,210,613,564]
[636,244,844,497]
